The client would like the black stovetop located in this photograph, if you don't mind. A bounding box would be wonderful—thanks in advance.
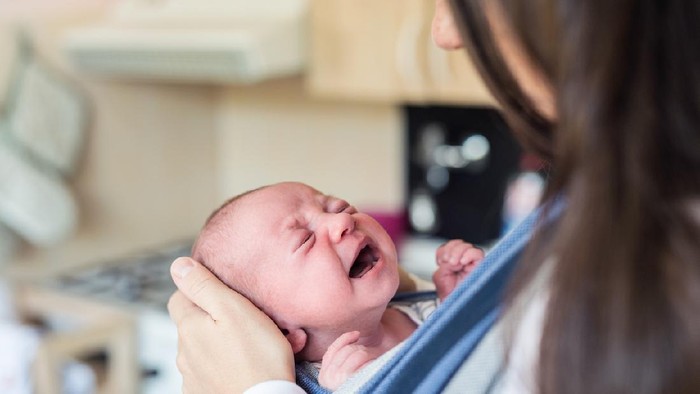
[47,241,193,311]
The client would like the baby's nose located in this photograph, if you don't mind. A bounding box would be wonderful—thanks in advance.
[327,212,355,243]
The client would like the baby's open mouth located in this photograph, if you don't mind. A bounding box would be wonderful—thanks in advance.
[349,244,379,279]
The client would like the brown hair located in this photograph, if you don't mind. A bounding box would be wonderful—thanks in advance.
[450,0,700,392]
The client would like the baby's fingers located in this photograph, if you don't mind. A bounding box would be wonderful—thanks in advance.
[319,332,373,390]
[339,347,373,374]
[319,346,372,390]
[459,247,485,265]
[437,240,472,264]
[323,331,361,366]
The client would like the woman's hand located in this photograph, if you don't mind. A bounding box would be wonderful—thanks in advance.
[168,257,295,393]
[433,240,484,300]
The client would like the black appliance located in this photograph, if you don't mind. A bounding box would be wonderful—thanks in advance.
[405,105,521,244]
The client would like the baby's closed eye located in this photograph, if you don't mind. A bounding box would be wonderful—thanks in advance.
[328,198,357,214]
[297,231,315,251]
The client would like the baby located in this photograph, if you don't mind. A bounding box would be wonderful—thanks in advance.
[192,182,483,390]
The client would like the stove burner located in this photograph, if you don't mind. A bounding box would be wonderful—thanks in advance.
[48,241,193,311]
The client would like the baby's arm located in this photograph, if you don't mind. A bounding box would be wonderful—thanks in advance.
[318,331,374,391]
[433,240,484,301]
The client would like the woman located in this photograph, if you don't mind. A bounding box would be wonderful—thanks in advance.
[168,0,700,392]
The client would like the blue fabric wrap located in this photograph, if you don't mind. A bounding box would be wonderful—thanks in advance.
[296,203,556,393]
[296,365,330,394]
[363,207,540,393]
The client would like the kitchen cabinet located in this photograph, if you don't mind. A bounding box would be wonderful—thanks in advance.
[308,0,495,105]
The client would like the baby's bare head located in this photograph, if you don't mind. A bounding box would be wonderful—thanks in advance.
[191,186,269,310]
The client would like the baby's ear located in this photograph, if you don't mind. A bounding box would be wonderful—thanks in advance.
[283,328,307,354]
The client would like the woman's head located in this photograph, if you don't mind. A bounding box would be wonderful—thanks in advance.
[433,0,556,126]
[433,0,558,161]
[441,0,700,392]
[446,0,700,195]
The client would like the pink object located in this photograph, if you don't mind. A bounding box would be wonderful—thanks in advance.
[366,210,407,248]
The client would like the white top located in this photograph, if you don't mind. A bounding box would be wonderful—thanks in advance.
[244,380,306,394]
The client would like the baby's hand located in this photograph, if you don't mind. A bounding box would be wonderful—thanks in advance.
[433,240,484,301]
[318,331,374,390]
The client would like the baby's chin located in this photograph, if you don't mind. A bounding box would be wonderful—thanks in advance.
[377,269,401,304]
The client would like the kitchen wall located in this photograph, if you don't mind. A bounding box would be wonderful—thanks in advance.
[2,1,403,277]
[0,4,410,393]
[216,78,402,211]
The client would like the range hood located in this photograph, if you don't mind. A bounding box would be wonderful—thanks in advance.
[63,0,308,84]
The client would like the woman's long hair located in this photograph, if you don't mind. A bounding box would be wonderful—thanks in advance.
[450,0,700,392]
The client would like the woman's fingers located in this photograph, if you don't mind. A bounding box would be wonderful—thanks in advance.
[169,256,285,340]
[168,257,296,392]
[167,290,206,326]
[170,257,251,322]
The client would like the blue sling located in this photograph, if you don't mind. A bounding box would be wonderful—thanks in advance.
[297,204,550,393]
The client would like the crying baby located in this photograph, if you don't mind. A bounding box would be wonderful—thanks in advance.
[192,182,483,390]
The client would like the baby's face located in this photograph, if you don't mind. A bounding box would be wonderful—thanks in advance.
[229,182,400,333]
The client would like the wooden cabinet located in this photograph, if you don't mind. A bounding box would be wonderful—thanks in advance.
[307,0,495,105]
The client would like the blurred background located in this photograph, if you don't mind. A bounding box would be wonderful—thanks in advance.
[0,0,543,392]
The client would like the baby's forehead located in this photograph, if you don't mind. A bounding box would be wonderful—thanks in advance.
[254,183,325,206]
[233,184,324,226]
